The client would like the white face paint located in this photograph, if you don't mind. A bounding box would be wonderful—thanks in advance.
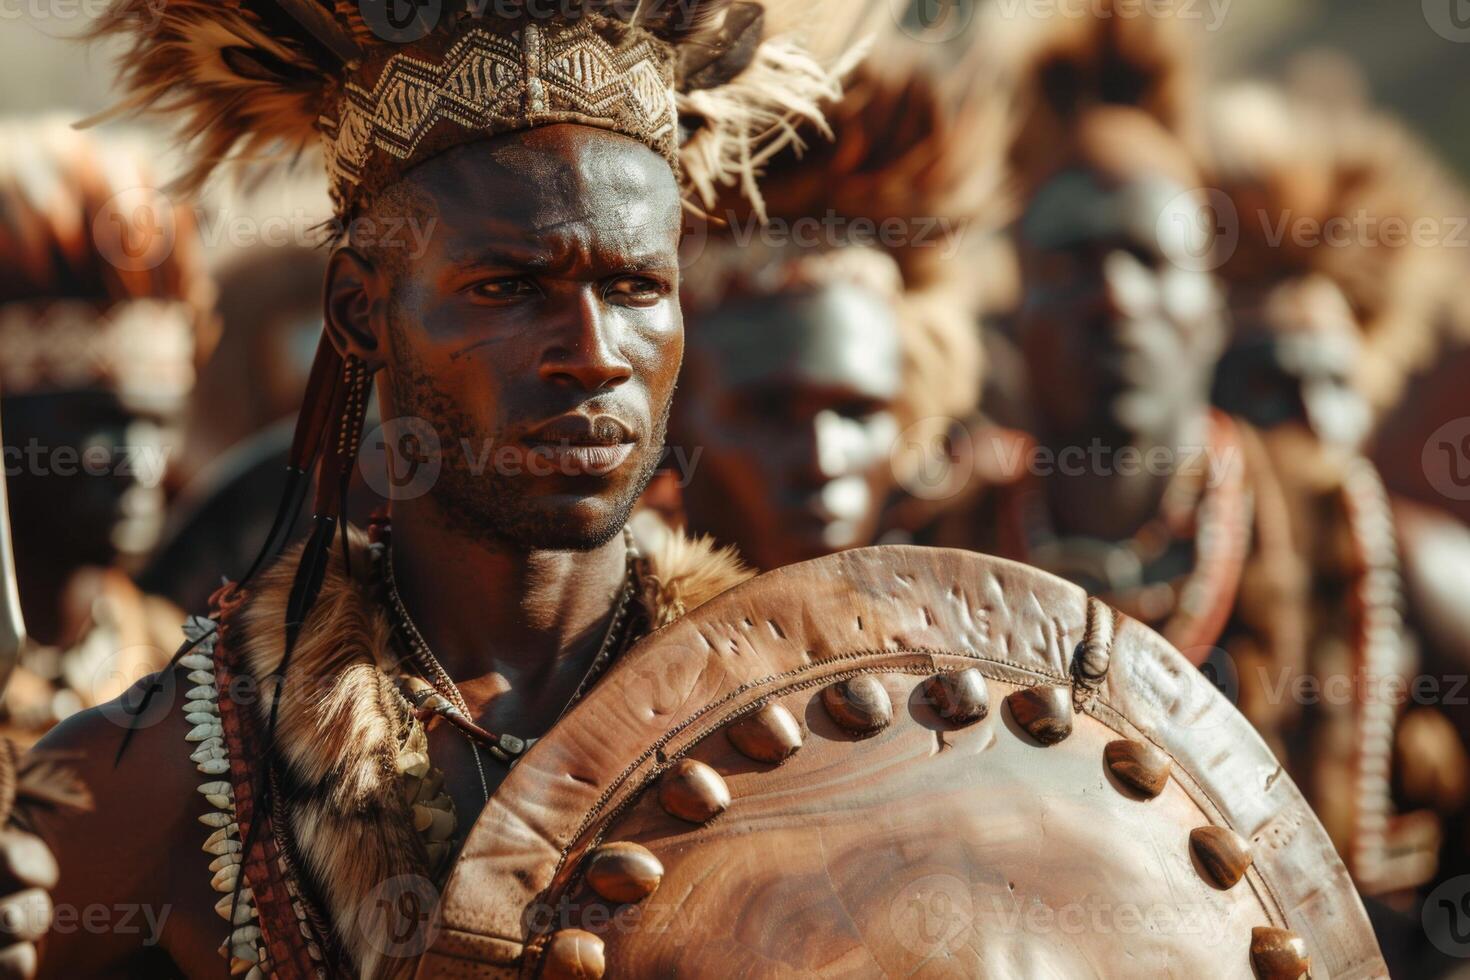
[810,409,898,549]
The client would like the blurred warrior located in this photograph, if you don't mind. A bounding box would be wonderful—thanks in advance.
[1209,84,1470,900]
[926,4,1292,667]
[0,120,214,738]
[671,55,996,569]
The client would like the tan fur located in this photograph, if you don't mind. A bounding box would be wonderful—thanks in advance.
[992,0,1203,195]
[228,524,750,976]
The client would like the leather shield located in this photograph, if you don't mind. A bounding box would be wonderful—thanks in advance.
[416,546,1383,979]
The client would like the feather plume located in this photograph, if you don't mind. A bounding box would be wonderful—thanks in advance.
[85,1,331,197]
[992,0,1201,190]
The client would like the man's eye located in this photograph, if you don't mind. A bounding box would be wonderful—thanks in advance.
[471,277,540,300]
[605,276,667,307]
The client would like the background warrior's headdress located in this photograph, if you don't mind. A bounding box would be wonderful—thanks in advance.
[1205,83,1470,416]
[995,0,1204,195]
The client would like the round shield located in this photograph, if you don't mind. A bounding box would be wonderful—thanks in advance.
[417,546,1382,979]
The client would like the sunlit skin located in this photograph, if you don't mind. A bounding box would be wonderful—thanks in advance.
[26,125,686,978]
[1015,164,1227,542]
[674,282,902,570]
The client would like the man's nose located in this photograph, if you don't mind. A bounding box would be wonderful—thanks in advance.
[537,290,633,391]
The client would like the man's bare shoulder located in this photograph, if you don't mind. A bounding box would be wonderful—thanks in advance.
[35,670,198,788]
[23,667,226,977]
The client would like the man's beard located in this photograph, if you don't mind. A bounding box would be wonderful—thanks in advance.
[388,348,667,552]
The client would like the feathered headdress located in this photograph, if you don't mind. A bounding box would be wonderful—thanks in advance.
[88,0,854,218]
[0,118,216,406]
[1206,83,1470,414]
[994,0,1202,193]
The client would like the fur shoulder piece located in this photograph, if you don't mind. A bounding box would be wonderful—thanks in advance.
[631,512,755,629]
[210,520,750,976]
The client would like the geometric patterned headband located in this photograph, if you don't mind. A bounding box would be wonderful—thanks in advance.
[323,17,680,214]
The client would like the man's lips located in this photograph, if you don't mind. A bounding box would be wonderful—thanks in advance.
[519,414,637,477]
[524,414,636,445]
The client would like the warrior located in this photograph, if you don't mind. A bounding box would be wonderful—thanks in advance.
[1208,83,1470,904]
[28,1,849,975]
[929,1,1285,670]
[670,53,995,569]
[0,119,216,739]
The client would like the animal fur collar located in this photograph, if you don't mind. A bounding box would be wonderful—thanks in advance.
[214,521,750,978]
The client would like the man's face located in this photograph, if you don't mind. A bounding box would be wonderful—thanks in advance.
[4,389,172,567]
[373,126,684,550]
[1015,170,1225,446]
[673,282,902,570]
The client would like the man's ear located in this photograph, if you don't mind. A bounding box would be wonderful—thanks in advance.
[324,246,385,370]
